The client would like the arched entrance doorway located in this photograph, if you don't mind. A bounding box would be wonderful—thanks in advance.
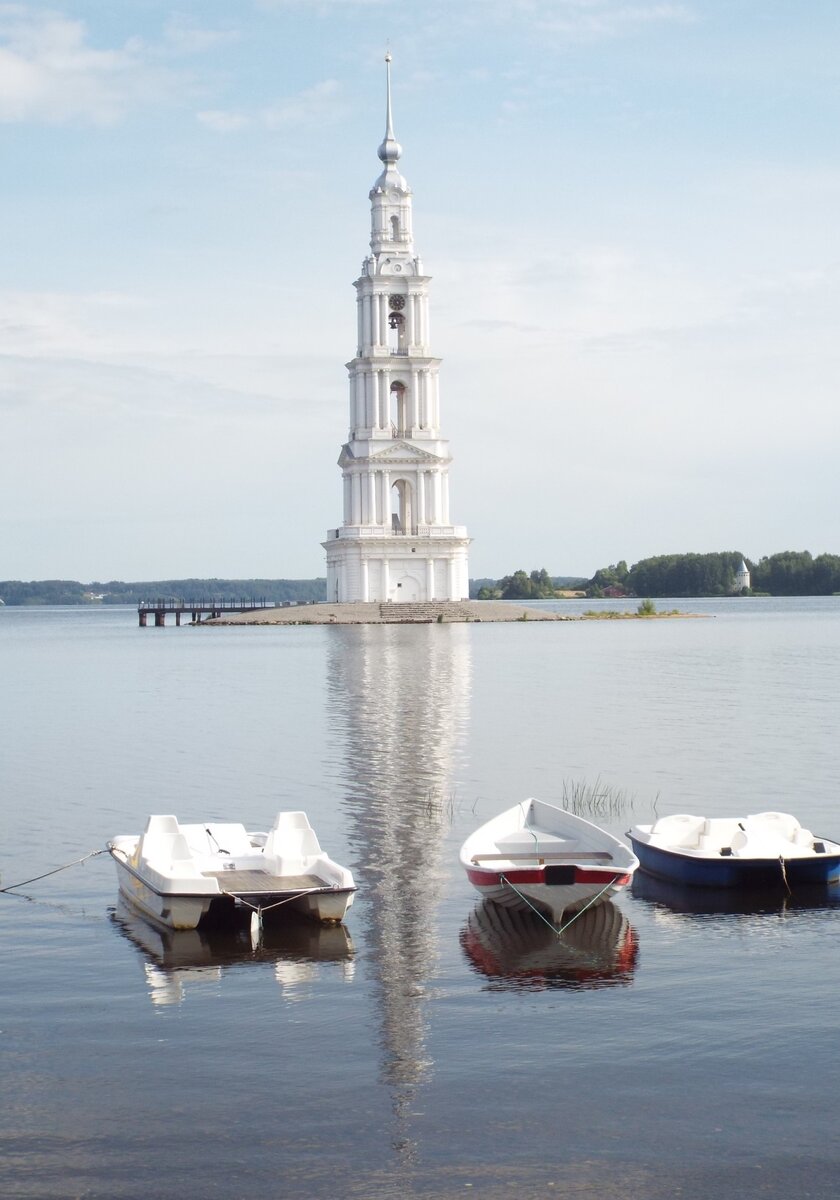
[392,574,421,603]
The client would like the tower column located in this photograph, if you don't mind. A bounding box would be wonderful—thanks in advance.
[355,376,364,434]
[407,295,416,346]
[379,294,388,349]
[380,471,390,526]
[367,471,377,526]
[426,558,435,600]
[369,295,379,347]
[379,370,389,429]
[352,473,362,524]
[362,372,371,428]
[410,367,419,429]
[432,470,442,524]
[418,371,426,428]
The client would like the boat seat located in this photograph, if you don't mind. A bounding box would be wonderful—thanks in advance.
[142,814,181,837]
[138,815,185,861]
[140,831,202,875]
[263,812,323,860]
[143,832,194,862]
[748,812,801,842]
[651,814,704,848]
[197,823,254,857]
[166,833,195,863]
[495,832,573,856]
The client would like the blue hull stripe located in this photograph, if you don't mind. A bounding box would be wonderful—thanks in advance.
[629,838,840,888]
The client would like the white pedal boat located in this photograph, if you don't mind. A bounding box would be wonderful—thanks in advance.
[108,812,356,930]
[460,799,639,923]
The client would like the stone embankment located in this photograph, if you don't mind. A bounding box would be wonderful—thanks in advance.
[206,600,574,625]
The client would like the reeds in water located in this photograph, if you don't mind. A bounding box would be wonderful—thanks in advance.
[557,777,633,819]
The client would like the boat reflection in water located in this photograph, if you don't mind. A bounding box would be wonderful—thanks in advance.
[632,870,840,919]
[461,898,638,992]
[111,900,355,1007]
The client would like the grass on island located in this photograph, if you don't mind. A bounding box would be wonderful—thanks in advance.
[582,599,682,619]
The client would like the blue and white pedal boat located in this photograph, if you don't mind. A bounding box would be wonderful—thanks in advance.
[628,811,840,889]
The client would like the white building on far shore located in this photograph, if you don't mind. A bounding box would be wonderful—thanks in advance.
[732,558,750,593]
[323,56,470,604]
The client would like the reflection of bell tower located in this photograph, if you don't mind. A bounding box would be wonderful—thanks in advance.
[323,54,470,604]
[326,623,472,1159]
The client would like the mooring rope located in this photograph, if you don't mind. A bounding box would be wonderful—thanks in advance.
[500,873,620,937]
[0,849,106,894]
[221,885,329,945]
[220,887,324,916]
[778,855,792,896]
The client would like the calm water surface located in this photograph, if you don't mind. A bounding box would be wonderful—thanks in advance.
[2,600,840,1199]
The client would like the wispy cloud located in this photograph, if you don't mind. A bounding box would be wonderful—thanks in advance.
[255,0,388,7]
[0,289,142,357]
[162,15,240,55]
[255,0,693,35]
[534,1,695,39]
[197,79,344,133]
[197,108,249,133]
[0,6,236,125]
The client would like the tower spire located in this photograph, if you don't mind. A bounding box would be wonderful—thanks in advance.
[378,51,402,167]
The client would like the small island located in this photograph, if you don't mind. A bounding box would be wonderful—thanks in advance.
[206,598,688,626]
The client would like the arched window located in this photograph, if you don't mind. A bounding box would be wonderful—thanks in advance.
[390,214,400,240]
[390,381,408,436]
[388,310,406,353]
[391,478,413,534]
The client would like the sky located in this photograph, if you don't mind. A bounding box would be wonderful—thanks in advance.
[2,0,839,582]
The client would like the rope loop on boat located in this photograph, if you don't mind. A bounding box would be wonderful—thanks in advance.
[500,873,621,937]
[220,887,322,916]
[220,886,328,948]
[0,848,107,894]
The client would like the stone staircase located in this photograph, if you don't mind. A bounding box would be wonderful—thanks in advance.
[377,601,474,623]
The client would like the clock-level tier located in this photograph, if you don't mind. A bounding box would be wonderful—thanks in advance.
[323,55,470,604]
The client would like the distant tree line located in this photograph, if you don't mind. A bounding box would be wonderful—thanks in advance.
[590,553,747,598]
[0,578,327,606]
[589,550,840,598]
[5,552,839,607]
[471,550,840,601]
[751,551,840,596]
[475,570,587,600]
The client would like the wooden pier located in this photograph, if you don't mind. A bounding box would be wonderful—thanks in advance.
[138,599,276,627]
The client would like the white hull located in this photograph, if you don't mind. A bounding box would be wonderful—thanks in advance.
[109,812,356,931]
[469,877,625,919]
[460,799,639,924]
[114,864,213,930]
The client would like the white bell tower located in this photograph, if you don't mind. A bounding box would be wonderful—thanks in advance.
[323,54,470,604]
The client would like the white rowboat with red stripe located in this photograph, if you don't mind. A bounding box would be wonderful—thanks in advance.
[460,799,639,923]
